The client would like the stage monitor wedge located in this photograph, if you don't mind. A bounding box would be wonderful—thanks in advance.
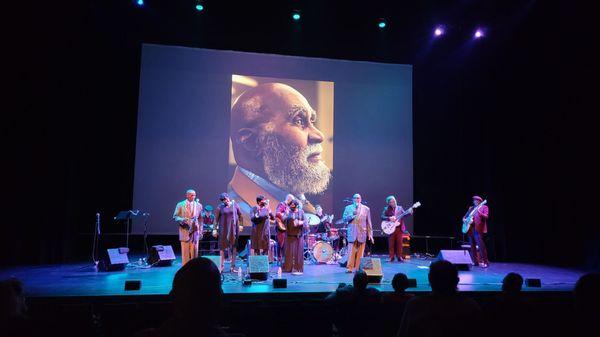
[248,255,269,281]
[99,247,129,272]
[148,245,175,267]
[360,257,383,283]
[436,250,473,271]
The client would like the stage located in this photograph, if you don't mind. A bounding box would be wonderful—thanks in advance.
[1,254,584,299]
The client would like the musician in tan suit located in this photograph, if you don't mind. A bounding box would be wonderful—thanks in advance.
[173,189,203,266]
[342,194,374,273]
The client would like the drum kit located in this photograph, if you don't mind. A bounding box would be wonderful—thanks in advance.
[304,217,348,264]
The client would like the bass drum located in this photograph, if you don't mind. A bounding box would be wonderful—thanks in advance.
[311,241,334,264]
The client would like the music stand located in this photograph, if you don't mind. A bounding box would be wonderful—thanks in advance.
[114,210,141,248]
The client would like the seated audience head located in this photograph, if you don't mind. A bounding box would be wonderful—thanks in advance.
[428,260,459,295]
[0,278,27,320]
[502,272,524,293]
[574,273,600,313]
[392,273,409,293]
[353,270,369,291]
[170,257,223,323]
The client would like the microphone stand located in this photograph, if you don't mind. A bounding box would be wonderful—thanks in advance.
[93,213,101,265]
[77,213,101,271]
[142,213,150,258]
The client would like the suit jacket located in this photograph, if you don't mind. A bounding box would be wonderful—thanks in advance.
[343,203,372,243]
[173,200,203,242]
[464,205,489,233]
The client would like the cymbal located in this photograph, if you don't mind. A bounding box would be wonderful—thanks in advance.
[304,213,320,226]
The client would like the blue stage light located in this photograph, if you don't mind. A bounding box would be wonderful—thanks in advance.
[292,12,301,21]
[378,19,387,29]
[195,4,204,12]
[137,0,143,6]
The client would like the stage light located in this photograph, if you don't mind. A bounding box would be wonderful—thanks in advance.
[474,28,485,39]
[292,10,301,21]
[136,0,143,6]
[378,19,387,29]
[195,4,204,12]
[434,26,445,37]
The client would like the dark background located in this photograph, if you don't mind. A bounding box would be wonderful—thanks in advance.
[5,1,595,269]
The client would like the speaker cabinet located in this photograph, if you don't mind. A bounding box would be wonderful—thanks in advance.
[148,245,176,267]
[525,278,542,287]
[98,247,129,271]
[360,257,383,283]
[273,278,287,288]
[436,250,474,271]
[248,255,269,280]
[124,280,141,291]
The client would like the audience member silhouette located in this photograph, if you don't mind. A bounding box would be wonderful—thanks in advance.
[385,273,415,304]
[135,257,229,337]
[397,260,481,337]
[382,273,415,336]
[572,273,600,335]
[326,270,382,337]
[0,278,35,337]
[485,272,534,337]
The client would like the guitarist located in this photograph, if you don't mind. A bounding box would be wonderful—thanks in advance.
[463,196,489,268]
[381,196,413,262]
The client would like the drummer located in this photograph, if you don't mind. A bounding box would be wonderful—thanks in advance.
[201,205,217,253]
[315,205,331,234]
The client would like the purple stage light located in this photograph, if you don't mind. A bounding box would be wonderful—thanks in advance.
[434,26,444,37]
[474,29,484,39]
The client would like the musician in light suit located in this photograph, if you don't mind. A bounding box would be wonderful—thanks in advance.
[173,189,203,266]
[343,193,374,273]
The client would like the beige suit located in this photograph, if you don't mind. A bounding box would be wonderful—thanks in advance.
[343,203,373,272]
[173,200,203,265]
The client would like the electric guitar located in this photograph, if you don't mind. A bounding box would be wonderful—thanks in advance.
[461,199,487,234]
[381,202,421,235]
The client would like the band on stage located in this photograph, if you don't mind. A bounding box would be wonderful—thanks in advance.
[173,190,490,272]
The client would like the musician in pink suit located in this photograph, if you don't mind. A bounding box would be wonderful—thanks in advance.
[463,196,490,267]
[381,196,413,262]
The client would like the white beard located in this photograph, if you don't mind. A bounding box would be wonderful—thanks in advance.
[258,133,331,195]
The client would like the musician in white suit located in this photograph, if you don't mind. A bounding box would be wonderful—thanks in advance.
[343,193,373,273]
[173,189,203,266]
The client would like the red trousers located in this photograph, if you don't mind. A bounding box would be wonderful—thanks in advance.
[388,228,404,261]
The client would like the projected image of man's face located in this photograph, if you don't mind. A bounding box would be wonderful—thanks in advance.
[231,83,331,196]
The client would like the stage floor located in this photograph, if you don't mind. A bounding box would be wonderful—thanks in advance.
[1,254,586,298]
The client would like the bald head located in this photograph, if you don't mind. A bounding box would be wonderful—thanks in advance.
[230,82,330,195]
[231,83,313,132]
